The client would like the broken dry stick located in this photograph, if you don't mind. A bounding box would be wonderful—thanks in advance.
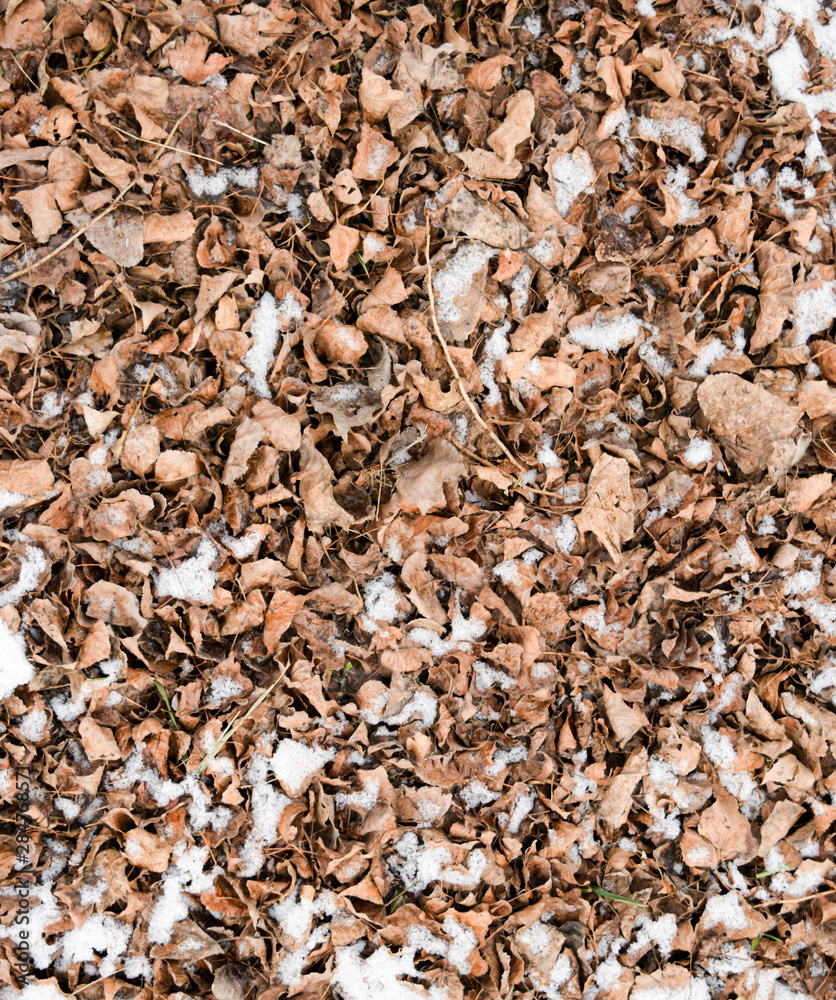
[425,229,527,476]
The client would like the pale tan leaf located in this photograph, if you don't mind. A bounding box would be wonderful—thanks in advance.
[316,321,367,363]
[455,148,523,180]
[143,211,197,243]
[154,449,202,483]
[602,687,649,745]
[785,472,831,512]
[123,828,172,873]
[575,454,635,560]
[86,211,145,267]
[78,717,122,761]
[487,89,535,161]
[395,439,467,515]
[633,44,686,99]
[15,183,62,243]
[168,32,231,83]
[598,748,648,830]
[77,138,136,190]
[698,373,803,475]
[358,69,405,123]
[297,430,353,534]
[444,187,528,249]
[757,800,806,858]
[327,224,360,271]
[466,54,514,91]
[352,124,398,181]
[84,581,147,629]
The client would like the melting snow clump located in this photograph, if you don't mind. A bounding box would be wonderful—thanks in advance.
[551,149,595,216]
[147,844,219,945]
[0,618,35,702]
[155,538,219,606]
[389,832,487,892]
[637,115,706,163]
[186,163,259,197]
[683,437,713,466]
[0,543,47,608]
[433,244,495,324]
[568,312,647,354]
[0,489,25,510]
[362,572,402,631]
[242,292,279,398]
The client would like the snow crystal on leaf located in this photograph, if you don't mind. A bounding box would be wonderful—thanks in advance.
[0,544,47,608]
[17,708,47,742]
[683,437,713,466]
[242,292,280,398]
[0,489,25,510]
[186,163,259,197]
[637,115,706,163]
[702,892,749,930]
[389,832,487,893]
[271,739,335,797]
[432,244,495,325]
[460,779,499,809]
[147,844,218,946]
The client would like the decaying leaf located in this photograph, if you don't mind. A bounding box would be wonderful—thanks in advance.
[576,455,635,560]
[697,374,804,476]
[395,439,468,514]
[296,430,353,533]
[86,211,145,267]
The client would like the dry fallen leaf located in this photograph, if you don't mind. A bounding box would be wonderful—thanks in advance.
[86,211,145,267]
[575,455,635,560]
[395,439,468,515]
[296,430,353,533]
[697,373,804,476]
[358,69,405,123]
[2,6,834,999]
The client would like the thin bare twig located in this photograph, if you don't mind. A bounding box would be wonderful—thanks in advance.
[0,179,137,286]
[425,229,526,475]
[105,120,226,168]
[113,360,158,462]
[753,887,836,907]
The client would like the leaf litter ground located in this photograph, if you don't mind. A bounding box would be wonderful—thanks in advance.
[0,1,836,1000]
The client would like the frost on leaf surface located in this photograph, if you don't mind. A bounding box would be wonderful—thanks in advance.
[4,1,835,998]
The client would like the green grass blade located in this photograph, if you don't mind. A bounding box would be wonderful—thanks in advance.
[583,886,644,906]
[194,677,280,775]
[153,679,179,731]
[756,866,790,879]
